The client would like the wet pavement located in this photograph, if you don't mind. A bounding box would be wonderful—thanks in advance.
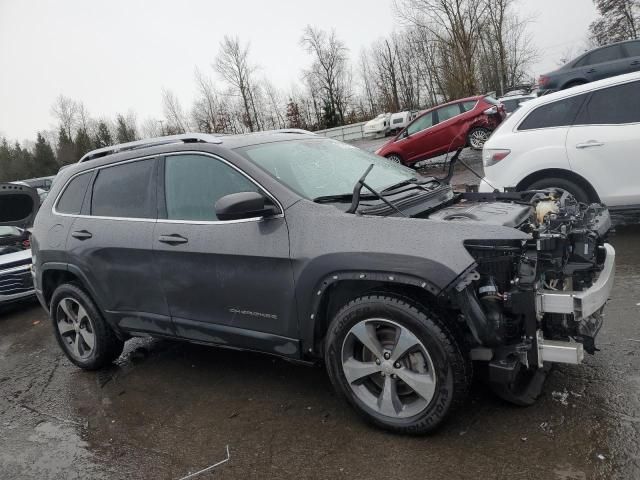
[1,139,639,479]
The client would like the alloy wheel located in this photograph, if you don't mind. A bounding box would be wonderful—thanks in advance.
[469,129,489,149]
[56,297,96,360]
[386,155,402,164]
[341,318,437,418]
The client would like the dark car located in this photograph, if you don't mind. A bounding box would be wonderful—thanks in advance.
[0,183,40,305]
[32,132,614,434]
[539,39,640,94]
[375,96,506,167]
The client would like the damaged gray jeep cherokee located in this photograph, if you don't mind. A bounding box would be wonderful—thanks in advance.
[32,131,615,434]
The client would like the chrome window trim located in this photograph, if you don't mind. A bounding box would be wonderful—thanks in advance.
[52,151,285,225]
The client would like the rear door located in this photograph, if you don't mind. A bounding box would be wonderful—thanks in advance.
[64,157,171,334]
[573,44,628,82]
[153,152,297,352]
[566,80,640,207]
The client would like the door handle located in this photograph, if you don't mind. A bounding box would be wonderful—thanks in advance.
[576,141,604,149]
[586,68,596,73]
[158,234,188,245]
[71,230,92,240]
[631,60,640,66]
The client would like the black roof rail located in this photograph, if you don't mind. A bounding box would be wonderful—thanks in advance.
[78,133,223,163]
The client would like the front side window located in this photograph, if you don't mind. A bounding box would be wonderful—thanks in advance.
[406,112,435,135]
[91,158,156,218]
[237,138,417,200]
[518,94,586,131]
[164,154,259,221]
[56,172,91,215]
[575,81,640,125]
[437,104,461,123]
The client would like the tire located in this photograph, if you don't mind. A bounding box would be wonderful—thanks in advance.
[324,295,471,434]
[50,283,124,370]
[525,177,590,203]
[385,154,403,165]
[467,127,491,150]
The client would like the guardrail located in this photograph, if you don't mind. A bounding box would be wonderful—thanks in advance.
[315,121,368,142]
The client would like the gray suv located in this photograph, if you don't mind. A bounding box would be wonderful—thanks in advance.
[539,39,640,94]
[32,131,615,433]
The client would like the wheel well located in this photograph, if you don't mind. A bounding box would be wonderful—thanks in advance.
[312,280,442,356]
[42,269,80,307]
[516,168,600,203]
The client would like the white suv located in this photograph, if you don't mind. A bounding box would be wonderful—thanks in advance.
[480,72,640,210]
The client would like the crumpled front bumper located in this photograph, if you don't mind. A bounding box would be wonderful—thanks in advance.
[536,243,615,320]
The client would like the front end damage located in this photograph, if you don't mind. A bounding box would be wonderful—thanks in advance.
[445,190,614,403]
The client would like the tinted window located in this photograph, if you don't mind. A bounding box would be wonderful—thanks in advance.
[91,159,156,218]
[577,45,624,66]
[392,117,404,124]
[624,41,640,57]
[164,154,259,221]
[501,99,521,113]
[407,113,435,135]
[575,81,640,125]
[437,104,461,122]
[56,172,91,214]
[461,100,477,112]
[518,94,586,130]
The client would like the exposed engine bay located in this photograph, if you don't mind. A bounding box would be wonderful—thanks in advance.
[430,188,613,403]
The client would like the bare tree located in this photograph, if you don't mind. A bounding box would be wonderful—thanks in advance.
[590,0,639,45]
[215,36,261,132]
[51,95,78,138]
[300,25,350,127]
[162,89,188,134]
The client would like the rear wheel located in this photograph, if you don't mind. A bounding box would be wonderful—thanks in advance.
[467,127,491,150]
[525,177,591,203]
[325,295,470,434]
[50,283,124,370]
[385,153,403,165]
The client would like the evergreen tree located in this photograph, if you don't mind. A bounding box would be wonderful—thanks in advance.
[115,114,137,143]
[56,126,76,166]
[93,121,113,148]
[285,99,304,129]
[33,133,58,176]
[74,128,93,160]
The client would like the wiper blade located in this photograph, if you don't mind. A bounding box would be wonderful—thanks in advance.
[346,164,408,217]
[381,178,417,192]
[313,193,376,203]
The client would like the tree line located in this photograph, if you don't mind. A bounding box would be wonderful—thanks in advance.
[3,0,636,183]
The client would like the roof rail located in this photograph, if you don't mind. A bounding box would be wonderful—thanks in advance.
[272,128,315,135]
[78,133,223,163]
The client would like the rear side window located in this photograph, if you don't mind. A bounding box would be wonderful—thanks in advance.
[518,94,586,130]
[56,172,91,214]
[483,96,500,106]
[436,104,461,122]
[91,158,156,218]
[624,41,640,57]
[461,100,477,112]
[392,117,404,124]
[576,45,624,66]
[164,154,259,221]
[575,81,640,125]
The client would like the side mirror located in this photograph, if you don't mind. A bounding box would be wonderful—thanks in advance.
[215,191,277,221]
[399,129,409,139]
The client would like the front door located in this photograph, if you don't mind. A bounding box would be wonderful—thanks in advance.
[566,80,640,208]
[396,111,436,163]
[153,152,297,352]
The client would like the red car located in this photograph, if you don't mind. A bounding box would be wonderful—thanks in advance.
[375,95,506,166]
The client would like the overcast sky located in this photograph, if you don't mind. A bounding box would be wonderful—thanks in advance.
[0,0,597,142]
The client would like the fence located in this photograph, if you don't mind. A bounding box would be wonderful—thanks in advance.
[315,121,368,142]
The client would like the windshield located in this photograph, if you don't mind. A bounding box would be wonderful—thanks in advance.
[0,226,20,236]
[237,138,418,200]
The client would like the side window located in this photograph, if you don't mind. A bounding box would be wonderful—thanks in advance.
[518,94,586,131]
[436,104,461,123]
[581,45,624,66]
[91,158,156,218]
[461,100,477,112]
[56,172,92,214]
[164,154,260,221]
[624,40,640,57]
[406,112,435,135]
[575,81,640,125]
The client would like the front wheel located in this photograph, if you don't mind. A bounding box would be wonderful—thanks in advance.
[385,153,403,165]
[467,127,491,150]
[525,177,591,204]
[325,295,471,434]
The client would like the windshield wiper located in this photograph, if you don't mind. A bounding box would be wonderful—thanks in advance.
[346,164,407,216]
[313,193,375,203]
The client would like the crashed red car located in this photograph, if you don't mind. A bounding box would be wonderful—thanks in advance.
[375,95,506,166]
